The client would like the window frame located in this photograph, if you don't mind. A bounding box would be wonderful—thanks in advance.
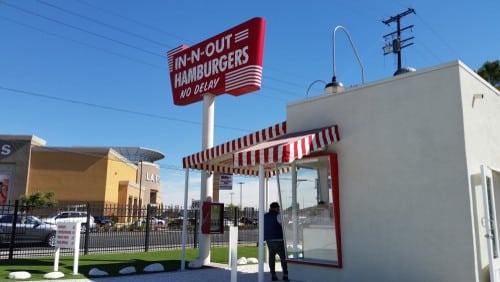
[278,152,342,268]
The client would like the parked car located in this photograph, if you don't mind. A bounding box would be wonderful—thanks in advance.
[140,216,166,225]
[168,217,196,227]
[153,217,166,225]
[0,214,57,247]
[240,217,258,225]
[41,211,96,233]
[94,216,115,227]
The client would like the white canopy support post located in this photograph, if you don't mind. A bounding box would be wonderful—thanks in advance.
[258,164,265,282]
[181,167,189,271]
[291,162,299,258]
[265,177,270,265]
[190,93,215,268]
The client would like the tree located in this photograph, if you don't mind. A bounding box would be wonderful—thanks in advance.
[477,60,500,90]
[19,191,57,210]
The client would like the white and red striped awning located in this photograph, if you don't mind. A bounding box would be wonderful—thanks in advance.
[182,122,340,177]
[234,124,340,169]
[182,121,287,175]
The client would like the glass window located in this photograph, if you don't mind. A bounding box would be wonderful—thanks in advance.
[277,153,341,267]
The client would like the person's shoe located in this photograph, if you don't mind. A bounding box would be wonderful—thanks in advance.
[283,275,289,281]
[271,275,278,281]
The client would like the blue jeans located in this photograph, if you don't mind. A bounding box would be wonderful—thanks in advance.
[266,240,288,276]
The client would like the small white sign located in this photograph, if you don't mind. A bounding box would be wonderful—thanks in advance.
[54,222,81,274]
[55,222,80,249]
[219,174,233,190]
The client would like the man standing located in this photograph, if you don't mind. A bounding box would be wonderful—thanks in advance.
[264,202,289,281]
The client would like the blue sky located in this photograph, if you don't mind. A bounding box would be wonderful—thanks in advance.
[1,0,498,208]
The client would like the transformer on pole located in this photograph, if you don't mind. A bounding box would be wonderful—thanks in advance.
[382,8,416,76]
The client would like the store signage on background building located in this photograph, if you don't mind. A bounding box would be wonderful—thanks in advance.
[1,144,12,156]
[0,172,11,204]
[219,174,233,190]
[0,141,26,159]
[167,17,266,106]
[145,171,160,183]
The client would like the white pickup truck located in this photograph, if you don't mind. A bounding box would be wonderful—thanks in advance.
[41,211,96,233]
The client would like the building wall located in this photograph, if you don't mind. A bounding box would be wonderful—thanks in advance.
[286,61,477,282]
[118,181,140,222]
[0,136,45,203]
[137,161,161,204]
[28,148,144,207]
[0,138,164,210]
[28,150,110,202]
[459,64,500,282]
[104,151,137,204]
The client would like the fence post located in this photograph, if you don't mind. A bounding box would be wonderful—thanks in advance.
[144,204,151,252]
[8,200,19,260]
[83,202,91,255]
[233,207,239,227]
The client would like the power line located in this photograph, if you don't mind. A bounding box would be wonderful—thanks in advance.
[0,14,300,111]
[36,0,174,49]
[0,15,167,71]
[0,0,164,58]
[76,0,193,45]
[0,2,309,93]
[74,0,313,89]
[414,13,460,59]
[0,16,306,103]
[0,1,321,111]
[0,85,253,133]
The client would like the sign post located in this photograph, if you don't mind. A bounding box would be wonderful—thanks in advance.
[167,17,266,268]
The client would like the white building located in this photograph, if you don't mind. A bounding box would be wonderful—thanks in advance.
[183,61,500,282]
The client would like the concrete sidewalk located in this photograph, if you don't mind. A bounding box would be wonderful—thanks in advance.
[33,263,285,282]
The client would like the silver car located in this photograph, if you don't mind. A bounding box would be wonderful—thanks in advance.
[0,214,57,247]
[41,211,96,233]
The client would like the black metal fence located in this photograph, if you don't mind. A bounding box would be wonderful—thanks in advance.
[0,201,259,259]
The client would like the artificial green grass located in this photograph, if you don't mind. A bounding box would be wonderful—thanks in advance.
[1,246,258,281]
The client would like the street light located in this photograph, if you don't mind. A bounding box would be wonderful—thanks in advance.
[238,182,244,211]
[229,192,234,206]
[325,25,365,94]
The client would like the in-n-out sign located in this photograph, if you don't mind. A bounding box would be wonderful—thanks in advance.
[167,17,266,106]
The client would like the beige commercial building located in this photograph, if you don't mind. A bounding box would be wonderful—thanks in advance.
[0,136,164,210]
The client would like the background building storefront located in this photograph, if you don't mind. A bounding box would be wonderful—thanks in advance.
[0,135,164,211]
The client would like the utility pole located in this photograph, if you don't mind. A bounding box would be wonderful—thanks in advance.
[382,8,416,75]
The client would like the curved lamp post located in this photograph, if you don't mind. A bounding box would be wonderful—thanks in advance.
[306,80,326,98]
[325,26,365,94]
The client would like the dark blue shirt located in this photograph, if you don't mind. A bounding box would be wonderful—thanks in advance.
[264,211,284,241]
